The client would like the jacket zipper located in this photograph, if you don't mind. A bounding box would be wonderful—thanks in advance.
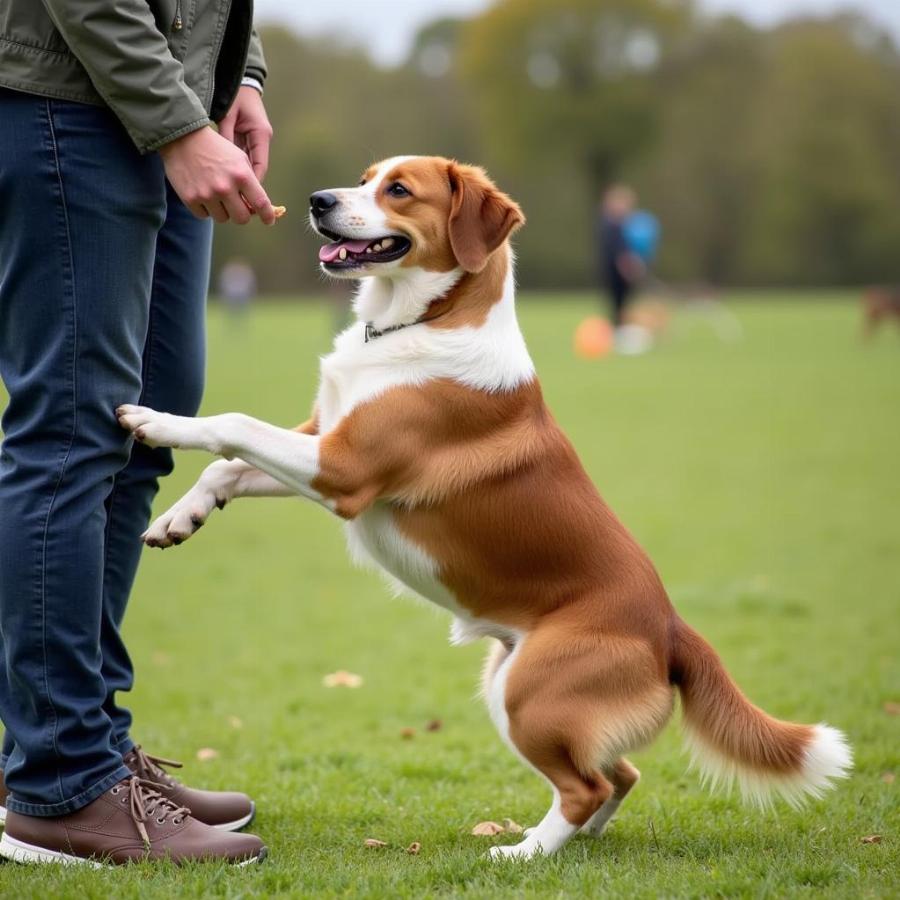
[172,0,183,31]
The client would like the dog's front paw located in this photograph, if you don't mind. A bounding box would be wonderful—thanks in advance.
[117,404,207,451]
[143,487,220,549]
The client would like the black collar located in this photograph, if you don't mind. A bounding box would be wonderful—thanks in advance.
[363,281,461,343]
[364,321,415,343]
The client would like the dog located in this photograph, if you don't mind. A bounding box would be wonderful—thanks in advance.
[862,287,900,338]
[117,156,851,859]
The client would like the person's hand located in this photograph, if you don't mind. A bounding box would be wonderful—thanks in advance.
[159,125,276,225]
[218,86,273,181]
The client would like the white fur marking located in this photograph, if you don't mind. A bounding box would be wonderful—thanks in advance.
[489,790,579,860]
[684,722,853,809]
[318,260,533,432]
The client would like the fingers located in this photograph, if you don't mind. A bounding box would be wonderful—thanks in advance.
[202,200,230,224]
[185,201,210,220]
[244,126,272,182]
[221,191,253,225]
[239,172,276,225]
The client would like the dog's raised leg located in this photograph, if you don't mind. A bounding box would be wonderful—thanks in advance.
[579,758,640,838]
[141,458,296,548]
[116,405,332,504]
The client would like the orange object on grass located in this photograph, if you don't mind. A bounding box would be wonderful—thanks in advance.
[574,316,613,358]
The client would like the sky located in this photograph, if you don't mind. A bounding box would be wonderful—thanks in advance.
[254,0,900,66]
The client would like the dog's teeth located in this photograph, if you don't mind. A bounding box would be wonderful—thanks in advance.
[381,238,394,250]
[338,247,347,261]
[372,243,382,253]
[366,248,373,253]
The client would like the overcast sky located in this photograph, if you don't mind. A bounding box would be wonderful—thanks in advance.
[254,0,900,65]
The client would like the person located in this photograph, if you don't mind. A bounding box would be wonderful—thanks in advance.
[0,0,277,866]
[219,258,259,321]
[597,184,645,329]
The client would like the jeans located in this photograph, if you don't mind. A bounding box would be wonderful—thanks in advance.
[0,89,212,815]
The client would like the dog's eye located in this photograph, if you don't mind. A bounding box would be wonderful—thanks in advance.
[387,182,411,198]
[358,179,367,186]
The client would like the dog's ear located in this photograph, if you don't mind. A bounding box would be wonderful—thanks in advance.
[447,162,525,273]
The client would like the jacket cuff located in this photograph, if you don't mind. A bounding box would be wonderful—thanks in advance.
[244,28,267,86]
[143,116,211,153]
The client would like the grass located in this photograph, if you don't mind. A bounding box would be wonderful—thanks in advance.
[0,291,897,898]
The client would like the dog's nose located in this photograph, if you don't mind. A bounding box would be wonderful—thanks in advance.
[310,191,338,216]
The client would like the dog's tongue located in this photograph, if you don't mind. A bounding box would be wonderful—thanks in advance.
[319,239,371,263]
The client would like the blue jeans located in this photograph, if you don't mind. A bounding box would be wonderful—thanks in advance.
[0,89,212,816]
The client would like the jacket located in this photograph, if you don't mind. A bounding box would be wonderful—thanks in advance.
[0,0,266,152]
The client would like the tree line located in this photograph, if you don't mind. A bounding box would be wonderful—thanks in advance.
[215,0,900,292]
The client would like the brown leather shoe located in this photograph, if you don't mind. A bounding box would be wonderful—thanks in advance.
[123,746,254,832]
[0,776,266,866]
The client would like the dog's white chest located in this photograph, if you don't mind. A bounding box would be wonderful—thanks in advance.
[344,502,521,647]
[344,503,457,610]
[315,323,419,433]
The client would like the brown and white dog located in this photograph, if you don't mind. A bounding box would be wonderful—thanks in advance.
[117,156,851,859]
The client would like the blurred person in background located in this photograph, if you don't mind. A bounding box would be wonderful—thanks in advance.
[598,185,644,329]
[597,185,661,355]
[219,258,259,321]
[0,0,275,866]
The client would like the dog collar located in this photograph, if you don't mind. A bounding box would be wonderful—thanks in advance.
[364,321,414,343]
[364,285,458,343]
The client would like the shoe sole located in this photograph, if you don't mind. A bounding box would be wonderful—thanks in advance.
[0,833,105,868]
[212,801,255,833]
[1,803,257,833]
[0,832,267,867]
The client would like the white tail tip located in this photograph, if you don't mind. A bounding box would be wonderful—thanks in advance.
[686,723,853,809]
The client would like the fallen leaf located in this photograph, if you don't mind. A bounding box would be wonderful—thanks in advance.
[471,821,505,836]
[425,719,443,732]
[227,715,243,730]
[503,818,524,834]
[884,702,900,716]
[196,747,218,762]
[364,838,387,849]
[860,835,882,844]
[406,842,421,855]
[400,727,416,740]
[322,670,363,688]
[882,772,895,784]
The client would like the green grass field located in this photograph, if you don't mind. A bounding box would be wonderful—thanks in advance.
[1,292,898,898]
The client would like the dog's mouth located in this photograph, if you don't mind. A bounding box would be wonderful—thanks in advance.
[318,234,411,269]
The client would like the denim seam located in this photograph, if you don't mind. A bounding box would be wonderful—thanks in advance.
[38,98,80,804]
[5,764,131,818]
[98,286,157,748]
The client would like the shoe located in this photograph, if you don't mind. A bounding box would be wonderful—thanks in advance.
[0,776,266,866]
[123,745,255,832]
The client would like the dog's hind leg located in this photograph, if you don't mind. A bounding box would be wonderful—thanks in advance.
[485,624,671,860]
[483,638,610,859]
[580,757,641,837]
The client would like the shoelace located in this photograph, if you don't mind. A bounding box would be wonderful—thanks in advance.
[111,776,191,849]
[129,745,183,787]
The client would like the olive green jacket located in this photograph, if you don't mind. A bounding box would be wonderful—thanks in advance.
[0,1,266,152]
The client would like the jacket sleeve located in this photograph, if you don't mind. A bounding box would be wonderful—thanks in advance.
[39,1,210,153]
[244,28,267,85]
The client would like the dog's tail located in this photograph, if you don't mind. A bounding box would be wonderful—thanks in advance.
[670,618,852,807]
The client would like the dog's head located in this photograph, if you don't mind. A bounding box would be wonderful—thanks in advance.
[309,156,524,280]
